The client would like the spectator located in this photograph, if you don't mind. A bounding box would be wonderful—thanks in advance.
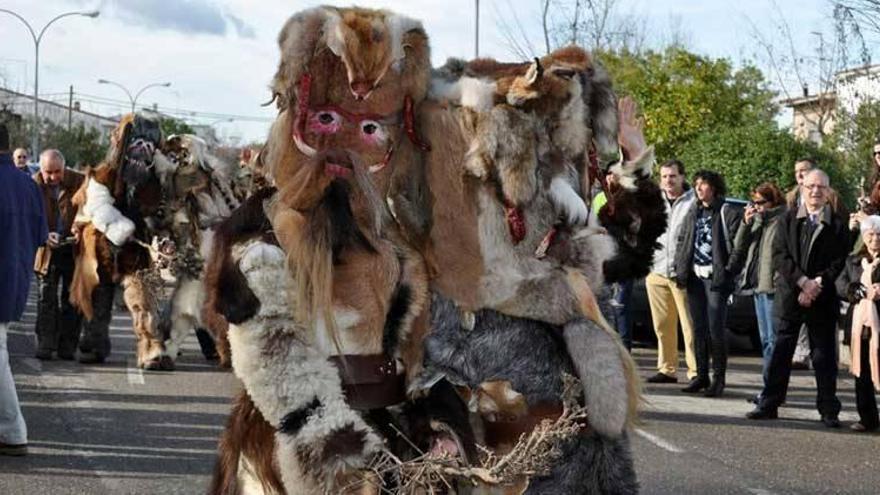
[835,215,880,433]
[786,158,821,371]
[786,157,844,214]
[730,182,786,403]
[13,148,30,173]
[674,170,742,397]
[866,138,880,189]
[0,123,48,456]
[747,169,850,427]
[645,160,698,384]
[32,149,85,361]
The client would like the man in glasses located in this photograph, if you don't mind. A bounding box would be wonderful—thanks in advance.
[747,169,849,427]
[12,148,30,173]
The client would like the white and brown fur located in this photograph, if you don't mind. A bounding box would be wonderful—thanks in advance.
[205,147,469,493]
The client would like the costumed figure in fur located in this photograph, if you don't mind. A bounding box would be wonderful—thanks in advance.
[159,133,247,367]
[206,151,473,494]
[207,7,475,492]
[70,114,180,370]
[406,49,663,493]
[70,118,248,370]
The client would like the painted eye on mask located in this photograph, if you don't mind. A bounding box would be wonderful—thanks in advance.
[360,120,387,145]
[309,111,342,134]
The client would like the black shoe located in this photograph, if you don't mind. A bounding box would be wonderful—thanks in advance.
[646,372,678,384]
[791,360,810,370]
[703,377,725,398]
[57,351,75,360]
[78,352,106,364]
[746,407,778,420]
[681,377,710,393]
[821,415,841,428]
[0,441,27,456]
[35,349,54,360]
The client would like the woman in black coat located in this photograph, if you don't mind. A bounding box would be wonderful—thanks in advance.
[673,170,742,397]
[835,215,880,432]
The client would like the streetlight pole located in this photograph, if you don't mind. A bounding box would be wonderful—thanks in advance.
[0,8,99,156]
[98,79,172,114]
[475,0,480,58]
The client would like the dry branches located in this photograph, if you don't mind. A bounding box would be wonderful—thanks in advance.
[347,375,588,494]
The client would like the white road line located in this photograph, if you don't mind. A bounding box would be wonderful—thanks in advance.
[746,489,779,495]
[634,428,684,453]
[126,358,145,385]
[19,357,43,373]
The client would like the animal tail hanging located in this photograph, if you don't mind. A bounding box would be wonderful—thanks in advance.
[565,268,642,432]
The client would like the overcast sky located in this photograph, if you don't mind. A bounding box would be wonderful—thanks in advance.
[0,0,855,144]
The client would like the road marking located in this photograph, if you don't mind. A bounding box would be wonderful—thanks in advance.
[126,358,145,385]
[747,489,779,495]
[19,357,43,373]
[634,428,684,453]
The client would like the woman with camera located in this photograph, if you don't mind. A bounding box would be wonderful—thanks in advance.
[731,182,786,402]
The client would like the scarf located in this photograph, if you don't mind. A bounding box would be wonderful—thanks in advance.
[851,257,880,391]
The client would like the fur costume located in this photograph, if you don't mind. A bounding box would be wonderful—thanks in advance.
[407,48,659,492]
[70,114,178,369]
[206,153,471,494]
[71,118,244,370]
[160,133,247,367]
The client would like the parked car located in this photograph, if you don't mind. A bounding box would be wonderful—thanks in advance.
[628,198,761,350]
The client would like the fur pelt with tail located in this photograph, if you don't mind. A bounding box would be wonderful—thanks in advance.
[416,99,615,326]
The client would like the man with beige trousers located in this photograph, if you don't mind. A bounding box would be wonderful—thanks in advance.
[645,159,698,384]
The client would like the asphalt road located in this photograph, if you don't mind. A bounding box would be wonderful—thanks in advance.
[2,286,878,494]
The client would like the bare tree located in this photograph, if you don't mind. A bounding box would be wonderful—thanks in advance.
[494,0,540,59]
[746,0,871,144]
[833,0,880,35]
[494,0,647,58]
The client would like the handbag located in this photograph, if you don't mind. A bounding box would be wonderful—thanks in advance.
[33,245,52,276]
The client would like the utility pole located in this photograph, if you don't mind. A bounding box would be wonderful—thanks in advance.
[68,84,73,130]
[475,0,480,58]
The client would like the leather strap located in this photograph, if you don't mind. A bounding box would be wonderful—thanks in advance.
[328,354,406,411]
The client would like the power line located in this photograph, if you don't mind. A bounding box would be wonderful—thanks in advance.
[29,89,274,123]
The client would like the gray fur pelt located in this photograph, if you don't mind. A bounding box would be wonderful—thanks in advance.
[418,294,638,494]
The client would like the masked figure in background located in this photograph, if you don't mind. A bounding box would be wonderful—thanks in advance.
[69,115,243,370]
[159,133,245,367]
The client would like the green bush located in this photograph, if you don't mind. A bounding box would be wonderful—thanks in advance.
[677,122,849,204]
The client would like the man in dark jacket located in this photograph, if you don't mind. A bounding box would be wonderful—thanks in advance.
[747,169,850,427]
[32,149,85,360]
[674,170,742,397]
[0,124,48,456]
